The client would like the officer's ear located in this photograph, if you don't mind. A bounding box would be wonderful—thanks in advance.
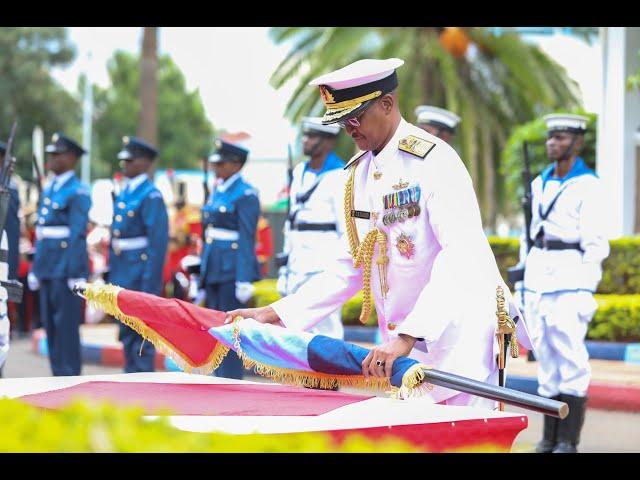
[575,135,585,153]
[379,93,395,114]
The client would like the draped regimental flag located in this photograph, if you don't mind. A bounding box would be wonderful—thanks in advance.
[81,284,430,397]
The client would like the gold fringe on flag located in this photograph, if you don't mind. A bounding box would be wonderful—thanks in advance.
[82,283,229,375]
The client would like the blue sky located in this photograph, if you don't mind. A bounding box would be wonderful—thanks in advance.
[51,27,601,160]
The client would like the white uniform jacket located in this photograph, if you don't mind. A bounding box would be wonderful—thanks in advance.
[272,118,532,403]
[521,158,610,294]
[284,153,347,277]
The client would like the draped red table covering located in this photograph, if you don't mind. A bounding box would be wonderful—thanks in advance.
[18,381,374,416]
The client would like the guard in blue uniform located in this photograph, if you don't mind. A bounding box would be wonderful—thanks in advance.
[0,142,20,284]
[199,139,261,379]
[27,133,91,376]
[109,136,169,373]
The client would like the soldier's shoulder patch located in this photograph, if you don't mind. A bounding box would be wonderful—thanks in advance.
[343,150,368,170]
[398,135,436,159]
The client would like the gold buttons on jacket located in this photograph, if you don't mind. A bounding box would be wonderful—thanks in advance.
[115,215,122,222]
[118,202,126,209]
[387,322,397,331]
[41,208,48,215]
[206,238,213,244]
[127,211,135,217]
[231,242,238,250]
[44,198,51,205]
[141,253,148,261]
[219,206,227,213]
[60,241,68,249]
[38,218,45,225]
[53,203,59,209]
[113,230,121,237]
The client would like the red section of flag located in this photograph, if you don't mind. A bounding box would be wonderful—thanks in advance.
[19,381,373,416]
[117,290,226,366]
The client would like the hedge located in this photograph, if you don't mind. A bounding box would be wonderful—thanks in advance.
[253,280,640,342]
[0,398,419,452]
[487,236,640,295]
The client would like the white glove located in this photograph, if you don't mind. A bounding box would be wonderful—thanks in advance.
[276,266,289,297]
[27,272,40,291]
[235,282,255,304]
[188,274,200,299]
[67,278,87,292]
[193,289,207,306]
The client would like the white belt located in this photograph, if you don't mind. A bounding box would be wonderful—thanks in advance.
[36,226,71,240]
[205,226,239,241]
[112,236,149,251]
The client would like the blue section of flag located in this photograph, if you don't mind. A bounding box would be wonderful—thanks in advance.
[307,335,419,387]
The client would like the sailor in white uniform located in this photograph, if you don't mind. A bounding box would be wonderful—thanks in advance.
[519,113,609,453]
[227,58,532,410]
[277,117,346,339]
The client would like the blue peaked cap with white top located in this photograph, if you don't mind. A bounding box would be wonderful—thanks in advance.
[544,114,589,135]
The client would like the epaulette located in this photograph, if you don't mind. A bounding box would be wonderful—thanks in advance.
[148,191,163,199]
[398,135,436,159]
[244,188,258,197]
[343,150,367,170]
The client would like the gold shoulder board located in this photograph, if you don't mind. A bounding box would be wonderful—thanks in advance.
[343,150,367,170]
[398,135,436,159]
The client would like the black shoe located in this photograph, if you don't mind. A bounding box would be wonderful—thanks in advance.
[553,394,588,453]
[535,395,561,453]
[552,441,577,453]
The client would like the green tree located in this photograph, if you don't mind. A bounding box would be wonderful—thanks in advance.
[0,27,79,179]
[269,27,581,230]
[627,50,640,91]
[500,109,597,219]
[92,50,214,177]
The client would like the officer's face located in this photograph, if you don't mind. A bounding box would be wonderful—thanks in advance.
[343,96,394,153]
[47,151,77,175]
[212,160,242,181]
[419,124,453,143]
[121,157,152,178]
[302,133,327,156]
[546,131,580,160]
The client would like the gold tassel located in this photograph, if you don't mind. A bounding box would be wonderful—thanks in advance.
[82,283,229,375]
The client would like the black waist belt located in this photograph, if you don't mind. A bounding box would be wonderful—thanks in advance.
[292,223,337,232]
[534,237,583,252]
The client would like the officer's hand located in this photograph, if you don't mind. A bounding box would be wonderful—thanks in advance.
[188,274,201,301]
[27,272,40,291]
[361,334,417,379]
[224,306,284,327]
[235,282,255,304]
[67,278,87,292]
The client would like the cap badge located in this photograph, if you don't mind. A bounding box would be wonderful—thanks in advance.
[123,136,130,145]
[52,133,59,142]
[392,178,409,190]
[319,85,335,105]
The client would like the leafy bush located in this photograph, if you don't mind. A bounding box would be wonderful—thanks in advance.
[0,398,417,452]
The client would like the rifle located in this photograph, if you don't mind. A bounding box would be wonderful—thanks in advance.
[274,144,293,270]
[202,155,210,204]
[0,122,23,303]
[507,141,534,284]
[32,154,43,204]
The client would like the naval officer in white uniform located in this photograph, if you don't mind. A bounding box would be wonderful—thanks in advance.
[227,58,532,409]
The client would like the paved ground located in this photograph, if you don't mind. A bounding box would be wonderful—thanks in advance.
[2,336,639,453]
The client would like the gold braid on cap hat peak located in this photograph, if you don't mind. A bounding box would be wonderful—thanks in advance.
[344,159,389,325]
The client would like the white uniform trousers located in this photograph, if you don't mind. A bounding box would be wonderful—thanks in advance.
[524,290,596,398]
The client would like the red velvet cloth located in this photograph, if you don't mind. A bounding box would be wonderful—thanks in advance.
[117,290,226,367]
[19,381,373,416]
